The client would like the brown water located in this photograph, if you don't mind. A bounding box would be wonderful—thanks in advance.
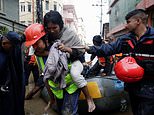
[24,79,58,115]
[24,75,132,115]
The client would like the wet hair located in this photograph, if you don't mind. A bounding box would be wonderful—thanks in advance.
[93,35,102,43]
[44,10,64,31]
[125,9,148,24]
[93,35,103,46]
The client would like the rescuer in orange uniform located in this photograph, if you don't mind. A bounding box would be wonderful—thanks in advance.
[87,35,113,77]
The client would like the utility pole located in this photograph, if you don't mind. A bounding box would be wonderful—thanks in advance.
[32,0,34,23]
[92,0,103,36]
[100,0,103,36]
[36,0,43,23]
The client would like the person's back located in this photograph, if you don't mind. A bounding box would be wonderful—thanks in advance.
[87,35,112,76]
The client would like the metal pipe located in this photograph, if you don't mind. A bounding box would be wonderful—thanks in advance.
[100,0,103,36]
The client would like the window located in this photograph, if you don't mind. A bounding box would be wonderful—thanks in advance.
[28,21,32,23]
[20,21,25,24]
[115,7,119,22]
[58,4,62,13]
[53,1,57,11]
[20,2,25,12]
[24,5,25,12]
[20,5,22,12]
[28,21,32,25]
[0,0,4,13]
[46,0,49,10]
[28,2,31,12]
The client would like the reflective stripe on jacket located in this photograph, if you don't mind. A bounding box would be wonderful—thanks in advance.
[36,56,45,72]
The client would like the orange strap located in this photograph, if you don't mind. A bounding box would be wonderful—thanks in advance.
[28,55,36,64]
[98,57,106,63]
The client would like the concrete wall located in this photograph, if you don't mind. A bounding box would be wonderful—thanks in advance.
[0,0,26,34]
[109,0,141,31]
[3,0,19,22]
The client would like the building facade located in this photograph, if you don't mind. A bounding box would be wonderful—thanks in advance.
[19,0,86,44]
[0,0,26,34]
[107,0,154,39]
[19,0,63,25]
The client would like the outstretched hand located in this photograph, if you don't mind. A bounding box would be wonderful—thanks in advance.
[84,45,90,51]
[85,46,98,54]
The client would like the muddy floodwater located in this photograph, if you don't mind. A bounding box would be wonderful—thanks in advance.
[24,85,133,115]
[24,78,58,115]
[24,75,133,115]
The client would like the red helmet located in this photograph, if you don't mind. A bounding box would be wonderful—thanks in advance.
[114,56,144,83]
[24,23,46,47]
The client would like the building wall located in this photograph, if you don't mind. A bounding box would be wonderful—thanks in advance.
[108,0,154,38]
[63,4,86,45]
[0,0,26,34]
[1,0,19,22]
[18,0,86,42]
[63,5,78,32]
[103,23,109,40]
[109,0,141,31]
[19,0,33,25]
[19,0,63,25]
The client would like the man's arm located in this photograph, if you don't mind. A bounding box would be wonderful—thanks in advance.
[85,36,128,57]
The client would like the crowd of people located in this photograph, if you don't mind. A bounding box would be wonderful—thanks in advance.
[0,8,154,115]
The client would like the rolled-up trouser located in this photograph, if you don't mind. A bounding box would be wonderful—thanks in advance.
[70,60,87,88]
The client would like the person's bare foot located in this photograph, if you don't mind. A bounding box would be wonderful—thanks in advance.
[87,98,96,112]
[101,73,107,77]
[44,101,51,112]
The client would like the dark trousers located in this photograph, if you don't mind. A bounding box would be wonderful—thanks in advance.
[88,61,102,76]
[56,89,81,115]
[24,62,39,86]
[126,81,154,115]
[87,60,113,76]
[103,62,113,75]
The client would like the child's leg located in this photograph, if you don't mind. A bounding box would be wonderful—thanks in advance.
[70,60,86,88]
[70,60,96,112]
[82,86,96,112]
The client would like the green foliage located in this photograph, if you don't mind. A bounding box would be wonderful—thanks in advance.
[0,26,9,34]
